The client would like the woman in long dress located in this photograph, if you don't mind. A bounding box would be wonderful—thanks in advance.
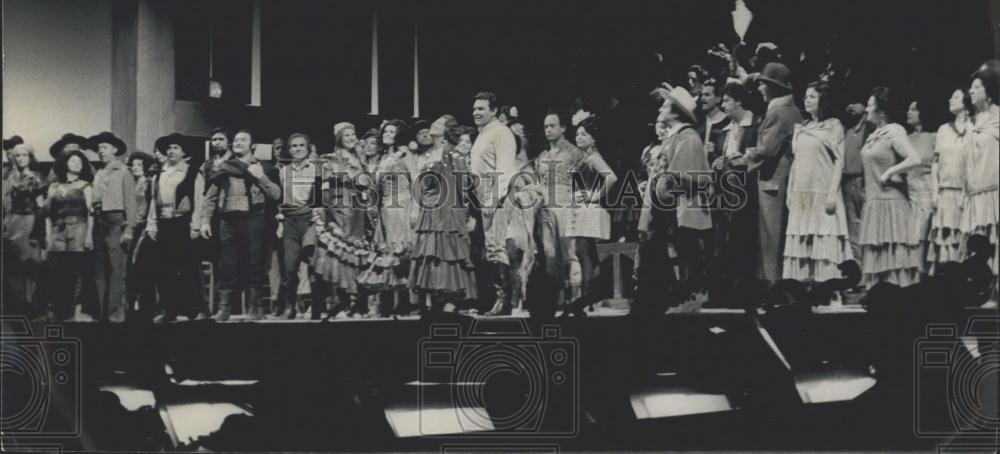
[905,99,938,274]
[361,120,414,316]
[926,89,971,274]
[312,122,373,317]
[858,87,925,287]
[407,119,477,311]
[782,81,853,281]
[960,69,1000,304]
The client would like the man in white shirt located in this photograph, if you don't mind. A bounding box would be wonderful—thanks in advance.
[145,133,209,321]
[469,91,518,315]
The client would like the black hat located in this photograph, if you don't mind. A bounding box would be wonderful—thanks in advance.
[757,62,793,91]
[88,131,128,156]
[399,119,431,145]
[49,133,88,158]
[155,133,203,166]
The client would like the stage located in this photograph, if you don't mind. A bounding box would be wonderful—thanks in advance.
[6,303,995,452]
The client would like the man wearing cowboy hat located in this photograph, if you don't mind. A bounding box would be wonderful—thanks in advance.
[90,131,137,322]
[146,133,210,321]
[745,62,802,282]
[638,85,714,300]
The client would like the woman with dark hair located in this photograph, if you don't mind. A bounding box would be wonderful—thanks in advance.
[44,149,96,321]
[407,117,478,312]
[125,151,157,319]
[905,99,938,274]
[361,121,416,316]
[2,144,45,313]
[960,68,1000,304]
[568,115,618,300]
[858,86,925,287]
[782,81,853,282]
[446,125,477,167]
[927,89,972,274]
[311,122,373,317]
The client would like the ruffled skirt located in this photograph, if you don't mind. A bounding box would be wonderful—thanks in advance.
[858,198,921,287]
[926,188,965,274]
[960,189,999,277]
[311,209,371,294]
[409,206,477,298]
[782,191,853,281]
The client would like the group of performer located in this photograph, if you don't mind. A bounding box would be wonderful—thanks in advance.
[3,53,998,322]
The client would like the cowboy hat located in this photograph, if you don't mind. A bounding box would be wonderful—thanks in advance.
[88,131,128,156]
[661,85,698,124]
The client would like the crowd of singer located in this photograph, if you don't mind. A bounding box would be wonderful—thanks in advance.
[3,45,998,322]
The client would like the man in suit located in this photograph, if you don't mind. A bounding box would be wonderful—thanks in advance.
[745,63,801,282]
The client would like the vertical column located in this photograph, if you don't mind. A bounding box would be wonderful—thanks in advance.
[112,0,175,153]
[249,0,262,106]
[369,0,379,115]
[412,16,419,118]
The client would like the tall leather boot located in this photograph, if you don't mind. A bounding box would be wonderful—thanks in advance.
[214,289,232,322]
[485,262,512,316]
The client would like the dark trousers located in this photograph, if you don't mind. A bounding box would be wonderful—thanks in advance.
[675,227,712,280]
[126,223,158,319]
[47,252,94,321]
[634,229,681,317]
[158,217,208,317]
[94,212,128,321]
[218,211,264,308]
[279,212,311,311]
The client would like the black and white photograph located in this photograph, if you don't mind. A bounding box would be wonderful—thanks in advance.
[2,0,999,452]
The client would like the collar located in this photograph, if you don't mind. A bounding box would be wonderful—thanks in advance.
[767,94,794,110]
[665,122,689,138]
[163,161,189,173]
[722,110,754,131]
[213,151,232,163]
[102,159,124,171]
[705,109,727,125]
[289,159,314,172]
[480,118,501,133]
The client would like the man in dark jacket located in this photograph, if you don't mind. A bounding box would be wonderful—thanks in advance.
[746,63,802,283]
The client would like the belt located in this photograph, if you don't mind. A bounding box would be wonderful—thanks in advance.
[158,207,191,219]
[54,216,83,227]
[100,209,125,215]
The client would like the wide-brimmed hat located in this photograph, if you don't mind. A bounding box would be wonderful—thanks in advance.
[156,133,194,156]
[49,133,88,157]
[757,62,793,91]
[662,86,698,123]
[88,131,128,155]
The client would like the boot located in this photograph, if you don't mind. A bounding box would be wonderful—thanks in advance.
[246,287,264,321]
[214,289,233,322]
[485,262,512,316]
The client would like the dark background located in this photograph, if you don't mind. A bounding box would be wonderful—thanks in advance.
[173,0,997,169]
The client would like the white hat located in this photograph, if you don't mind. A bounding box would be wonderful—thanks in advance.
[662,86,698,123]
